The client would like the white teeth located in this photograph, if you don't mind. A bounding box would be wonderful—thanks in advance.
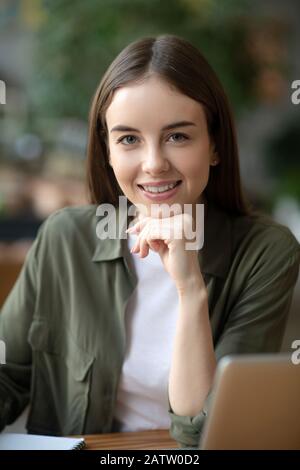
[142,182,178,193]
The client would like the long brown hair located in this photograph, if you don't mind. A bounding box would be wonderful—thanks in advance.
[86,34,251,216]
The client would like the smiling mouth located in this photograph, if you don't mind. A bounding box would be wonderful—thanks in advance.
[137,180,182,194]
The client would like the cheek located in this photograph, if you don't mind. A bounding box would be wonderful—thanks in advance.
[179,147,211,194]
[179,147,210,179]
[110,154,136,183]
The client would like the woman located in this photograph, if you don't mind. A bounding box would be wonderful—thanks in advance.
[0,34,299,448]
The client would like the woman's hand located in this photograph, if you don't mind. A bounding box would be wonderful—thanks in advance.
[126,211,205,294]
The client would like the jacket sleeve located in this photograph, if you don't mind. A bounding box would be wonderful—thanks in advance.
[0,220,48,432]
[168,227,300,448]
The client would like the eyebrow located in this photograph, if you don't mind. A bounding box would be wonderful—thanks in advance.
[110,120,197,133]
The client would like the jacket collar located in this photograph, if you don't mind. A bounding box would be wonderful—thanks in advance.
[199,200,233,278]
[92,199,232,279]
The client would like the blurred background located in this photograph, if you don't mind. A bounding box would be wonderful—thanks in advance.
[0,0,299,345]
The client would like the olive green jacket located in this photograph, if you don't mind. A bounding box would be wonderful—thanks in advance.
[0,201,299,448]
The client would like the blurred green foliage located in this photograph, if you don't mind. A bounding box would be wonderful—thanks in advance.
[30,0,256,120]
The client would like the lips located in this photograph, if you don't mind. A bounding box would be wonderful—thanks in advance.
[137,180,181,191]
[137,180,182,201]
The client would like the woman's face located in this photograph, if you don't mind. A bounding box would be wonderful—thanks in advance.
[105,75,218,217]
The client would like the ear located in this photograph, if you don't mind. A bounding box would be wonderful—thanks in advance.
[209,141,219,165]
[210,154,219,166]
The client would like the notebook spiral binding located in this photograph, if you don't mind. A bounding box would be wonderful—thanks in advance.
[72,439,86,450]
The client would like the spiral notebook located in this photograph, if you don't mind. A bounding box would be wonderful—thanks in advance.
[0,433,86,450]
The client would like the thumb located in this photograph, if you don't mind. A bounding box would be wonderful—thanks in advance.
[156,239,168,256]
[149,239,161,252]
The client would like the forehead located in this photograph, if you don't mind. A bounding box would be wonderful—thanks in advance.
[105,76,206,127]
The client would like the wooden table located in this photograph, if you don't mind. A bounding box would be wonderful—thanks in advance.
[82,429,179,450]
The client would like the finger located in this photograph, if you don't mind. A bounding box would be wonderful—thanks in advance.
[131,220,175,257]
[126,216,150,234]
[149,239,161,252]
[134,222,157,257]
[130,240,140,253]
[139,239,150,258]
[130,225,149,254]
[138,233,151,258]
[139,225,169,257]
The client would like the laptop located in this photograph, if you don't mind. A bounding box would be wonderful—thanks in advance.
[195,354,300,450]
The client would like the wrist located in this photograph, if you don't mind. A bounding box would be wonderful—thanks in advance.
[177,281,209,319]
[176,275,207,299]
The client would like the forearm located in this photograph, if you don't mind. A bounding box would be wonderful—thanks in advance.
[168,281,216,417]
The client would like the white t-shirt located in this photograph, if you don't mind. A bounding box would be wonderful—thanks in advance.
[113,232,179,432]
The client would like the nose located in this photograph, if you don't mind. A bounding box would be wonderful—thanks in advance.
[141,146,170,174]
